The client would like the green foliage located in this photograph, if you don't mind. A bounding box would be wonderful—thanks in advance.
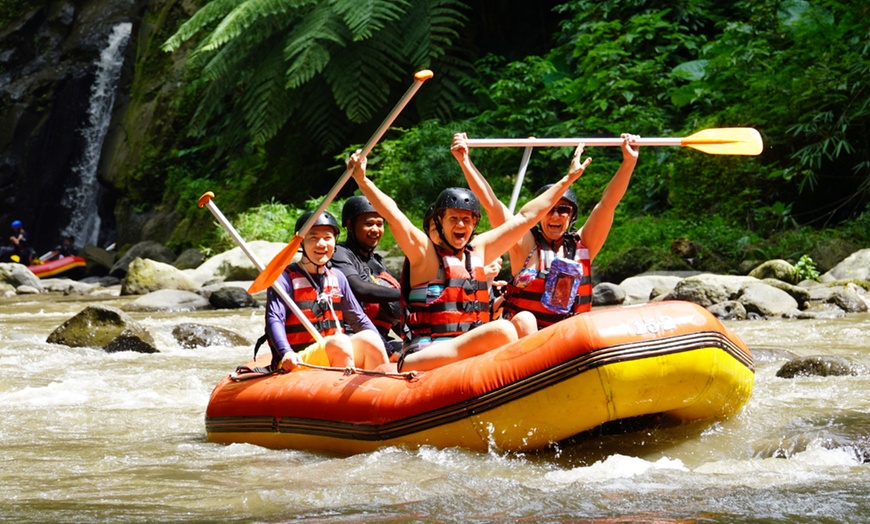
[149,0,869,266]
[794,254,820,281]
[673,0,870,218]
[163,0,471,156]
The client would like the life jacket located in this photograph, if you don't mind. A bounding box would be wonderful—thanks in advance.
[503,228,592,328]
[283,264,344,347]
[363,270,402,333]
[401,244,490,341]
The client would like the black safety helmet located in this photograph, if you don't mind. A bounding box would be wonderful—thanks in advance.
[535,184,579,223]
[341,196,379,229]
[433,187,481,220]
[294,210,340,236]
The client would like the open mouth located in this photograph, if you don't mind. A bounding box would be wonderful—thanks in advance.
[544,223,563,235]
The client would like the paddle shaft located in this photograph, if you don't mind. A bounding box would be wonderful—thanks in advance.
[199,193,326,344]
[293,71,434,244]
[467,137,685,148]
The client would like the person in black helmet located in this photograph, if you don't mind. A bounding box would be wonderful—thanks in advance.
[264,210,389,372]
[347,143,591,372]
[452,132,639,329]
[331,196,404,356]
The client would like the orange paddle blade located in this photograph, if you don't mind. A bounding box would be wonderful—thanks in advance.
[681,127,763,156]
[248,235,302,293]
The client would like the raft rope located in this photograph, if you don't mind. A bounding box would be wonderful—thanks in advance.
[230,362,418,382]
[296,362,418,379]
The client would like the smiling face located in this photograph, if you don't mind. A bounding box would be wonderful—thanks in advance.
[352,212,384,251]
[438,208,477,250]
[301,225,336,270]
[539,198,575,242]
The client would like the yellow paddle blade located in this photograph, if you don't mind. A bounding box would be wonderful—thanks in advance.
[682,127,763,156]
[248,235,302,294]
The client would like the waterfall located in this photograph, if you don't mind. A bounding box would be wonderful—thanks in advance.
[62,22,132,247]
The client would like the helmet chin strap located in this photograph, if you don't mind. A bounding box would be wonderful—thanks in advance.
[435,217,463,256]
[300,248,327,273]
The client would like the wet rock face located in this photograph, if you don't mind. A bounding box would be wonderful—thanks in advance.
[0,0,142,248]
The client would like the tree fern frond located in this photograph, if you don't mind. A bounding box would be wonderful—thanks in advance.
[330,0,410,41]
[162,0,245,52]
[400,0,468,65]
[198,36,258,83]
[284,43,333,89]
[283,3,349,88]
[323,36,405,122]
[243,48,301,145]
[198,0,305,53]
[190,5,297,71]
[295,79,347,152]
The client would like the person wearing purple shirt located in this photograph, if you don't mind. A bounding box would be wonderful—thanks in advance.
[265,211,389,373]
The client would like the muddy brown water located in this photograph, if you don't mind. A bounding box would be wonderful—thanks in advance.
[1,290,869,522]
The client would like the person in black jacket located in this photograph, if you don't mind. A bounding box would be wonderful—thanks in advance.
[331,196,405,357]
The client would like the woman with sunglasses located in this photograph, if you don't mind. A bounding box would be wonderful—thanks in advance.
[452,132,640,329]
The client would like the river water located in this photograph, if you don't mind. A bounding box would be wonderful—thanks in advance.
[1,288,869,522]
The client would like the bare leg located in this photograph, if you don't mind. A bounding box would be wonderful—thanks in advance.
[350,330,389,370]
[509,310,538,339]
[400,319,519,372]
[323,334,355,368]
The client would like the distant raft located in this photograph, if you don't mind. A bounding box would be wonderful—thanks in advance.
[205,300,754,454]
[27,256,86,279]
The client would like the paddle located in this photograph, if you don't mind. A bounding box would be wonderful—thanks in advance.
[198,191,326,346]
[466,127,764,156]
[249,69,435,294]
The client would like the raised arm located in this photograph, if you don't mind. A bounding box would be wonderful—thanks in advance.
[473,144,592,265]
[452,133,511,228]
[580,133,639,260]
[347,152,431,267]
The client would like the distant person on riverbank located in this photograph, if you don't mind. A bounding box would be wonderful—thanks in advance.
[331,196,405,358]
[264,210,390,373]
[452,132,639,329]
[44,235,79,261]
[0,220,35,265]
[348,143,590,372]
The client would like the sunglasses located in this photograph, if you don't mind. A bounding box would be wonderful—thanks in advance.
[548,204,574,216]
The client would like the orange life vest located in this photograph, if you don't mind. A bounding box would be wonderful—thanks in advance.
[283,265,344,347]
[402,245,490,340]
[503,230,592,328]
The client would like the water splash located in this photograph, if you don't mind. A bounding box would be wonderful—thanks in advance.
[62,22,132,247]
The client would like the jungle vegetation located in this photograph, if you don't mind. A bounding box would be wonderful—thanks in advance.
[158,0,869,277]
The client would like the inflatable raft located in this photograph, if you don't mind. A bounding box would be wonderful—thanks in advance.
[28,256,86,279]
[205,301,754,454]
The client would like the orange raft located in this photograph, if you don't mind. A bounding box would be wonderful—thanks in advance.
[205,301,754,454]
[28,256,86,279]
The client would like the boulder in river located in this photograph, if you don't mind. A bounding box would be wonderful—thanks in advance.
[46,305,158,353]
